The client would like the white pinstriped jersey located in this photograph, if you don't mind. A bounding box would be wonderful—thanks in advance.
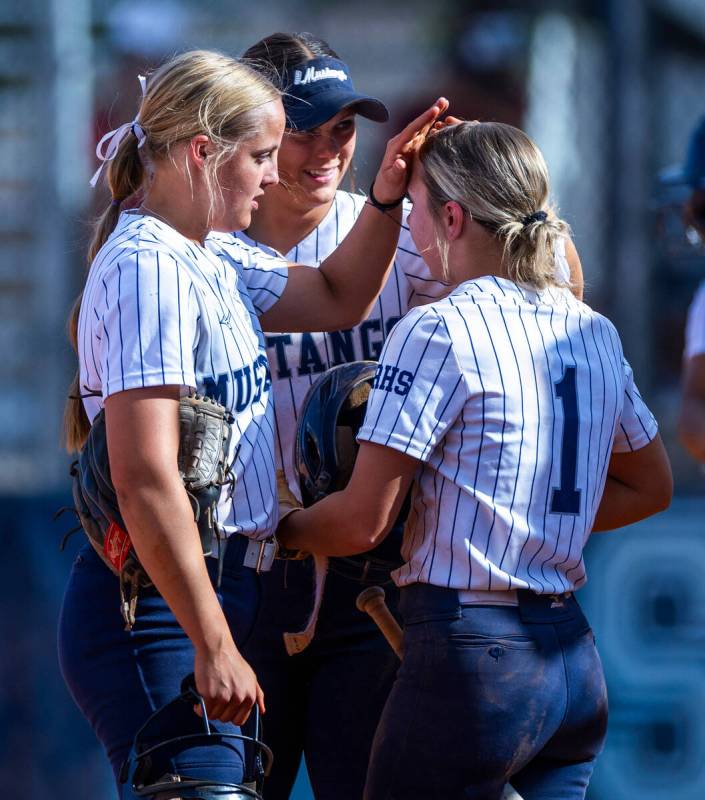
[358,276,658,594]
[684,281,705,358]
[78,210,289,541]
[228,191,573,499]
[233,192,450,499]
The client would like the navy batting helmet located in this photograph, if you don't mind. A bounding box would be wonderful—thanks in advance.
[295,361,377,507]
[119,675,273,799]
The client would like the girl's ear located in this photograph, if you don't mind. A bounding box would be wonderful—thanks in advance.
[187,134,212,169]
[445,200,465,241]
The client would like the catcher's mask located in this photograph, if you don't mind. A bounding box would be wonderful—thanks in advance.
[119,675,273,799]
[295,361,377,507]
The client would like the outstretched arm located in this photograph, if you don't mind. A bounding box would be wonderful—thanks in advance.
[260,99,449,333]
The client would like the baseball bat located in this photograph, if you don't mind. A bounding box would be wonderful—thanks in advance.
[356,586,403,659]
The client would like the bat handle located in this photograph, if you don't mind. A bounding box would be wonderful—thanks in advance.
[356,585,403,659]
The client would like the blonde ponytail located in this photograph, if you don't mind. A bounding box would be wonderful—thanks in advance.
[419,121,571,289]
[88,135,145,262]
[497,213,570,288]
[63,293,90,452]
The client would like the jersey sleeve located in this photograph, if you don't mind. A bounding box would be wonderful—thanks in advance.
[208,233,289,316]
[98,250,198,399]
[397,201,451,309]
[684,282,705,359]
[357,307,468,462]
[611,356,659,453]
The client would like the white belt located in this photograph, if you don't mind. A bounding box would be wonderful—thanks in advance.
[457,588,519,606]
[243,538,277,572]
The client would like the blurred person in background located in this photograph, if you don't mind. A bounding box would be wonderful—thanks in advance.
[678,116,705,465]
[277,120,672,800]
[236,30,583,800]
[58,47,446,798]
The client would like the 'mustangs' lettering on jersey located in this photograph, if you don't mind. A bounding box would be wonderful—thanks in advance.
[298,333,325,376]
[203,354,271,411]
[203,373,228,405]
[373,363,414,395]
[266,317,400,380]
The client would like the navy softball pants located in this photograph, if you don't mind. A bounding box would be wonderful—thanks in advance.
[364,584,608,800]
[242,550,401,800]
[57,537,259,799]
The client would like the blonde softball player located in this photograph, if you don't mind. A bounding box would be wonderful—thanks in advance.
[277,121,672,799]
[57,47,447,798]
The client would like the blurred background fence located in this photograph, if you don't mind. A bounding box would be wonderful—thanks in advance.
[2,0,705,797]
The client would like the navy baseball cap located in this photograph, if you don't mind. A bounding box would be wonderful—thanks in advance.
[663,116,705,189]
[282,56,389,131]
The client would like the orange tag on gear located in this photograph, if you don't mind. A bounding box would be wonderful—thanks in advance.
[104,521,132,572]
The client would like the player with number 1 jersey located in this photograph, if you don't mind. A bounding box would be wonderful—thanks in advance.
[277,120,673,799]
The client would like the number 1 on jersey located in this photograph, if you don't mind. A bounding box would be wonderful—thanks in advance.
[550,365,581,515]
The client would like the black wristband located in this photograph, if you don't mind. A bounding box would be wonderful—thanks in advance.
[367,180,405,211]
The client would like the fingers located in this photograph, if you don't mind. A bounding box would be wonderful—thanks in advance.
[391,96,449,146]
[193,652,260,726]
[222,691,256,727]
[203,682,258,726]
[432,115,464,130]
[208,681,264,725]
[373,98,450,202]
[415,99,450,141]
[383,97,449,164]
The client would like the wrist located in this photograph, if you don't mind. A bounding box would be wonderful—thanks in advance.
[276,513,310,558]
[368,180,405,211]
[193,620,235,656]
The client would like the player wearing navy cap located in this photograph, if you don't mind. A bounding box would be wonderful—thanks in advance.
[227,31,584,800]
[678,116,705,465]
[233,33,450,800]
[57,47,447,798]
[278,120,673,799]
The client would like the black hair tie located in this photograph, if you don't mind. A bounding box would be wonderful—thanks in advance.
[522,210,548,226]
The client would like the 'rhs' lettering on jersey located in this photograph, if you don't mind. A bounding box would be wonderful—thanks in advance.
[373,363,414,395]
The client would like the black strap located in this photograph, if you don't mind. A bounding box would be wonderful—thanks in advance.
[367,180,405,211]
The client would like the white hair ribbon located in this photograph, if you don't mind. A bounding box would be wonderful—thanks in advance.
[89,74,148,188]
